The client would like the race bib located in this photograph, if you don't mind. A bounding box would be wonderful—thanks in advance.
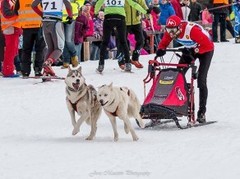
[104,0,125,7]
[42,0,63,14]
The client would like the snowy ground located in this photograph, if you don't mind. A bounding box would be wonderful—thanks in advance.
[1,39,240,179]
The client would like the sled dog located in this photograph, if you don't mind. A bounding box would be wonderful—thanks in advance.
[97,83,144,141]
[65,66,102,140]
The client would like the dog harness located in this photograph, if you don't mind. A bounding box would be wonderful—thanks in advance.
[106,87,130,117]
[67,84,88,113]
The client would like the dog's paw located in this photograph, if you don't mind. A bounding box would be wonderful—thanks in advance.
[85,136,94,140]
[133,136,139,141]
[140,123,145,129]
[124,125,129,134]
[72,128,79,135]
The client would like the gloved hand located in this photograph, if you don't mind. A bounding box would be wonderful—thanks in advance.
[156,49,166,57]
[181,48,192,55]
[66,16,73,24]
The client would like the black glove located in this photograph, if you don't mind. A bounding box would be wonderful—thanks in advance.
[66,16,73,24]
[156,49,166,57]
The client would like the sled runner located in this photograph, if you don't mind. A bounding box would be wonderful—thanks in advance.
[138,48,216,129]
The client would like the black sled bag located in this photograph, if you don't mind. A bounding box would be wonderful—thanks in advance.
[141,68,189,119]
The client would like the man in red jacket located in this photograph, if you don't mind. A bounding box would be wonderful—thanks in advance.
[156,15,214,123]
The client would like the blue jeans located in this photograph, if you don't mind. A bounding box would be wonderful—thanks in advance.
[62,21,76,63]
[90,42,100,60]
[75,43,82,62]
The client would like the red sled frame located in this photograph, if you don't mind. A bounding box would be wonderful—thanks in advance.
[140,48,198,129]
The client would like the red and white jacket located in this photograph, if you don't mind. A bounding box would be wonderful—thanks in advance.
[158,21,214,54]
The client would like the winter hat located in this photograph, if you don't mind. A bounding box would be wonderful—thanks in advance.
[152,6,161,14]
[166,15,182,28]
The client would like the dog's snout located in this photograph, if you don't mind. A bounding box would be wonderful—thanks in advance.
[99,99,103,104]
[76,79,80,83]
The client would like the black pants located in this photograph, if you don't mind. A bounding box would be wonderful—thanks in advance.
[99,14,129,65]
[179,50,214,114]
[116,23,144,62]
[21,28,46,75]
[127,24,144,51]
[212,13,227,41]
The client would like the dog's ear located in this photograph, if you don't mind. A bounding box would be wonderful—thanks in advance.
[68,66,71,73]
[77,66,82,73]
[109,82,113,88]
[98,84,106,89]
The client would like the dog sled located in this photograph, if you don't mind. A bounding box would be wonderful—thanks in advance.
[138,48,216,129]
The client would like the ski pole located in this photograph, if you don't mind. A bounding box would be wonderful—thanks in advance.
[200,3,237,13]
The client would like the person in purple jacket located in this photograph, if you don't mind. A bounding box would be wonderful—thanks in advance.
[74,6,89,62]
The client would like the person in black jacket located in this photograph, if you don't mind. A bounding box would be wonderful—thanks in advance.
[209,0,229,42]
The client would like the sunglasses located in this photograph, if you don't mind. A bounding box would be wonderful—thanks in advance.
[165,27,178,34]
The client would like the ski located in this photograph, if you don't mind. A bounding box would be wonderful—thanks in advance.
[113,68,134,73]
[190,121,217,128]
[96,68,103,75]
[136,119,179,128]
[25,76,65,80]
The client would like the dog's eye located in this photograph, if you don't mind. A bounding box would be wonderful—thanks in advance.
[104,94,108,97]
[72,75,75,78]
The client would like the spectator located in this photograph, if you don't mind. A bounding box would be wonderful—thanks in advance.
[0,17,4,75]
[94,0,147,73]
[189,0,202,22]
[32,0,73,78]
[181,0,191,20]
[61,0,80,69]
[120,0,150,69]
[159,0,176,26]
[209,0,229,42]
[74,6,89,62]
[91,10,104,61]
[170,0,184,19]
[201,4,213,26]
[19,0,46,77]
[0,0,22,77]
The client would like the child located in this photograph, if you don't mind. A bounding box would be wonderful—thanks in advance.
[74,6,89,62]
[91,11,104,61]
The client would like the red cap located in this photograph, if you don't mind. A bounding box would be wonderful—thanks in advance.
[166,15,181,28]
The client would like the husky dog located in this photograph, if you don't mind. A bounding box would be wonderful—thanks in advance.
[65,66,102,140]
[97,83,144,141]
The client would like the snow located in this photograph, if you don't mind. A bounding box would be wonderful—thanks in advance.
[1,39,240,179]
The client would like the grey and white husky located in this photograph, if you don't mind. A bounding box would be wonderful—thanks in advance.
[65,66,102,140]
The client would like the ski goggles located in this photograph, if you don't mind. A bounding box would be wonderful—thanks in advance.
[165,27,178,34]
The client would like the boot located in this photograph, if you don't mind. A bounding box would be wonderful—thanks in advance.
[116,53,125,70]
[71,55,79,67]
[61,62,70,69]
[131,60,143,68]
[42,58,55,76]
[96,64,104,73]
[125,63,132,72]
[197,111,206,123]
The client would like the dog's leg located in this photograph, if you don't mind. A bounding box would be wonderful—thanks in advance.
[67,101,77,127]
[108,116,119,142]
[85,116,97,140]
[135,115,145,129]
[124,122,129,134]
[123,118,139,141]
[72,115,85,136]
